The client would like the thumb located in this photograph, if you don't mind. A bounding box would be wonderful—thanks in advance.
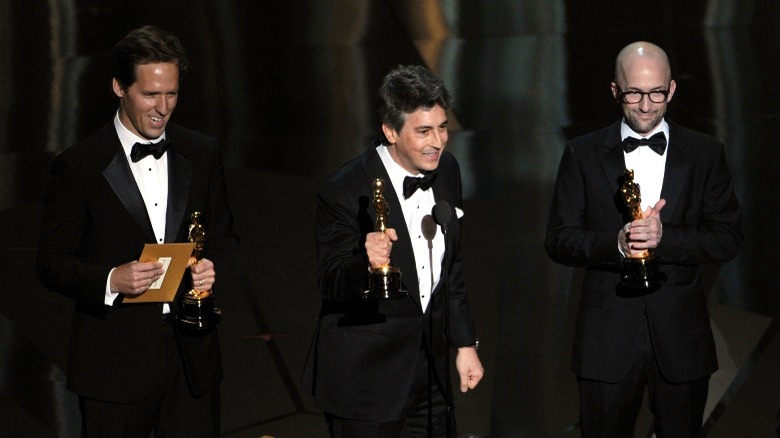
[385,228,399,241]
[649,198,666,216]
[460,374,469,393]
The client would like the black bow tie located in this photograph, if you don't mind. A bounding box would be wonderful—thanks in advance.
[403,172,437,199]
[622,132,666,155]
[130,138,170,162]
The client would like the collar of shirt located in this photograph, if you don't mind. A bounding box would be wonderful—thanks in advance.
[376,144,431,204]
[620,118,670,150]
[114,111,167,159]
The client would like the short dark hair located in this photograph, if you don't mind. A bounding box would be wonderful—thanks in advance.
[377,65,452,142]
[110,25,189,90]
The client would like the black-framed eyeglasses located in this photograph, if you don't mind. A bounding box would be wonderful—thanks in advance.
[617,89,670,104]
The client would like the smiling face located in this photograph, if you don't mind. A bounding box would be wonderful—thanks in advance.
[113,62,179,140]
[611,44,676,135]
[382,104,448,175]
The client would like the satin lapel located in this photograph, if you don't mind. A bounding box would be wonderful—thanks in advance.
[658,123,687,221]
[102,146,156,242]
[597,123,627,198]
[165,146,192,242]
[362,149,421,307]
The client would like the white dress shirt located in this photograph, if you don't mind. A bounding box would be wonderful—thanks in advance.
[377,145,444,312]
[621,119,669,212]
[105,112,169,309]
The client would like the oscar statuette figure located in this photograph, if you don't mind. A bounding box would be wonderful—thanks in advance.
[620,169,664,293]
[364,178,408,299]
[177,211,222,329]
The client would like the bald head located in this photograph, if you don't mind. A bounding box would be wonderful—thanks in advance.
[615,41,672,84]
[611,41,676,134]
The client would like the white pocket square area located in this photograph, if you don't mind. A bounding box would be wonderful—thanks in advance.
[456,207,464,219]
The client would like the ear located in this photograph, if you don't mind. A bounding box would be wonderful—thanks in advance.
[666,79,677,103]
[610,81,621,103]
[381,123,397,145]
[112,78,125,98]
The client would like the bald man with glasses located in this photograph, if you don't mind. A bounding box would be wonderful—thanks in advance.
[545,41,742,437]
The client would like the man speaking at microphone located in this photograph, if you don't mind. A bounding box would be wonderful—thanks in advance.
[302,64,484,437]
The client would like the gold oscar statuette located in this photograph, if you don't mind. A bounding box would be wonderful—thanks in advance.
[619,169,664,293]
[176,211,222,329]
[364,178,408,299]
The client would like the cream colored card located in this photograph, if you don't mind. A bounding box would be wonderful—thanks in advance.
[124,243,195,303]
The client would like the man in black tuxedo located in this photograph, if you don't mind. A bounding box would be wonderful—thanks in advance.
[545,41,742,437]
[302,65,484,437]
[37,26,237,437]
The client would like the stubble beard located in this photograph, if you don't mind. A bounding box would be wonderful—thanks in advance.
[624,107,666,135]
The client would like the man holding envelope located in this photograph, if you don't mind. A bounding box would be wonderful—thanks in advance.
[37,25,237,437]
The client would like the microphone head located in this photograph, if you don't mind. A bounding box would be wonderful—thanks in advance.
[421,214,437,241]
[432,200,452,226]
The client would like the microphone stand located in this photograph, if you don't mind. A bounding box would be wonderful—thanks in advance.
[433,201,454,437]
[440,220,453,437]
[421,214,437,437]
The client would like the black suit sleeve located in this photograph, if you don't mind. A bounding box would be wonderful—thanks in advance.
[315,178,371,302]
[37,152,114,311]
[201,144,239,283]
[545,142,624,267]
[443,206,476,347]
[655,142,742,264]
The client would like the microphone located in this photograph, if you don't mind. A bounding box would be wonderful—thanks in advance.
[432,200,452,233]
[421,214,437,249]
[421,214,437,299]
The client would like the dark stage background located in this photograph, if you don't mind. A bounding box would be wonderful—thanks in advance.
[1,1,779,437]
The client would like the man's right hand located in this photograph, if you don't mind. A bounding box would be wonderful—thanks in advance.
[110,261,164,296]
[365,229,398,269]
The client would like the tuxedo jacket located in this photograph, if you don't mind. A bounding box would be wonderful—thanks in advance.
[545,120,742,384]
[301,146,477,422]
[37,121,238,402]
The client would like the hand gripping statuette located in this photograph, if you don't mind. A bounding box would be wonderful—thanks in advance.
[177,211,222,329]
[620,169,664,293]
[364,178,408,299]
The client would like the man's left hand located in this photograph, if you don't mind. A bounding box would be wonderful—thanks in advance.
[190,257,215,291]
[455,346,484,393]
[626,198,666,253]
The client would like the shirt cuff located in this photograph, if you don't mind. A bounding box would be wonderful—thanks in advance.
[105,267,120,306]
